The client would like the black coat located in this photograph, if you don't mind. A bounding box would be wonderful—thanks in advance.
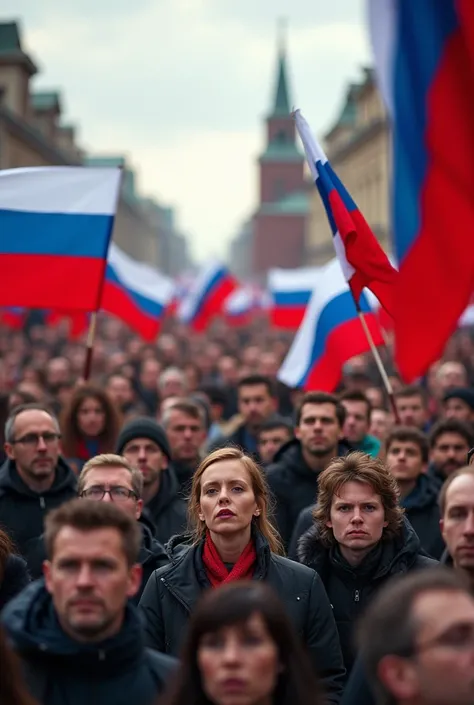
[297,518,438,673]
[0,457,77,556]
[2,580,177,705]
[139,531,346,704]
[0,554,30,611]
[208,423,261,460]
[400,473,445,559]
[145,467,188,543]
[266,439,352,548]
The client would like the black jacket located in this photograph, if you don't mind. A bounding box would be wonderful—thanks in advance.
[2,580,177,705]
[0,554,30,611]
[139,531,346,704]
[400,473,445,559]
[145,467,188,543]
[209,423,260,460]
[266,439,352,548]
[297,518,438,673]
[0,457,77,556]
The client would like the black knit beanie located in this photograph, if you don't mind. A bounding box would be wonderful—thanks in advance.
[116,417,171,460]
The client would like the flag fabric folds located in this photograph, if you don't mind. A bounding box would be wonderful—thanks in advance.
[101,243,175,341]
[278,258,384,392]
[178,262,237,332]
[293,110,398,316]
[0,167,121,311]
[268,267,319,329]
[369,0,474,381]
[224,285,260,327]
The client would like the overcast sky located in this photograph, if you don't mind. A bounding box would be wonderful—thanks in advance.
[4,0,371,262]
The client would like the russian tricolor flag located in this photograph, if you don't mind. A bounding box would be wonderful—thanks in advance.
[178,262,237,332]
[369,0,474,381]
[101,243,175,341]
[268,267,320,329]
[278,258,384,392]
[224,285,260,327]
[0,167,120,311]
[294,111,398,316]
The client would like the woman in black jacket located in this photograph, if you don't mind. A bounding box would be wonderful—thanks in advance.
[139,447,345,704]
[0,529,29,611]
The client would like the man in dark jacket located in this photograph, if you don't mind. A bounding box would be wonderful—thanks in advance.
[266,391,350,548]
[117,417,188,543]
[296,452,437,674]
[2,499,176,705]
[0,403,76,557]
[162,400,207,494]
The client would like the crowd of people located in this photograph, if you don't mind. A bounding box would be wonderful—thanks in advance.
[1,313,474,705]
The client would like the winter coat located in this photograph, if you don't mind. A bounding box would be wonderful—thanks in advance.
[208,422,261,460]
[0,553,30,610]
[2,580,177,705]
[0,457,77,556]
[400,473,445,559]
[139,530,346,704]
[145,467,189,542]
[297,518,438,673]
[266,439,352,548]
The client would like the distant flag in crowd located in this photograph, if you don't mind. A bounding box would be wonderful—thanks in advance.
[278,258,384,392]
[0,307,26,330]
[293,110,398,316]
[101,243,175,341]
[0,167,121,310]
[369,0,474,381]
[178,261,238,332]
[224,285,263,327]
[268,267,320,329]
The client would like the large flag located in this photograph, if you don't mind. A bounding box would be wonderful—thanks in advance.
[294,110,398,316]
[278,258,384,392]
[0,167,120,310]
[0,307,26,330]
[369,0,474,381]
[178,262,237,332]
[268,267,320,329]
[223,285,263,327]
[101,243,175,341]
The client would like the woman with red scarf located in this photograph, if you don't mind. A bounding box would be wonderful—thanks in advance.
[139,447,345,704]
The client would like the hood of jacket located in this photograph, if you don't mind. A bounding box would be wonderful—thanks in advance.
[139,523,168,569]
[401,473,439,512]
[0,456,76,498]
[271,438,353,479]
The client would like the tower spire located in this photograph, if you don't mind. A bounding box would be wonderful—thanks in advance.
[271,17,290,117]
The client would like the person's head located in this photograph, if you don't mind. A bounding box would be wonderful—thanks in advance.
[369,407,394,442]
[394,386,428,430]
[258,351,280,379]
[43,499,142,643]
[339,390,371,445]
[357,568,474,705]
[61,383,122,455]
[385,427,429,487]
[138,357,162,391]
[198,384,228,424]
[218,355,239,386]
[162,399,206,464]
[116,417,170,490]
[237,375,277,431]
[365,386,386,410]
[163,581,322,705]
[439,467,474,573]
[188,447,282,553]
[46,357,72,388]
[4,404,61,486]
[313,452,403,562]
[295,392,345,458]
[429,419,474,480]
[257,416,293,465]
[442,388,474,424]
[159,366,188,400]
[78,454,143,521]
[0,625,37,705]
[105,374,135,410]
[436,361,468,397]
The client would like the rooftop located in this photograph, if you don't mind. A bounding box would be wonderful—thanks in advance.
[0,21,37,75]
[31,91,61,112]
[259,140,303,163]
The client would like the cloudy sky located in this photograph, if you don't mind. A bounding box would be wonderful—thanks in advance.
[5,0,371,262]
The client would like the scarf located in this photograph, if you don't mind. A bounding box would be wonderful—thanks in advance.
[76,437,101,461]
[202,531,257,587]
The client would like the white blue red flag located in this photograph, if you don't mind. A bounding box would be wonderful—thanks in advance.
[178,261,237,332]
[268,267,320,329]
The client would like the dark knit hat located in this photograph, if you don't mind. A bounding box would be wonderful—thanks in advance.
[116,417,171,459]
[443,387,474,412]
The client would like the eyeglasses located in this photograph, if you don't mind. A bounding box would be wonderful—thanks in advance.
[80,485,138,502]
[11,432,61,446]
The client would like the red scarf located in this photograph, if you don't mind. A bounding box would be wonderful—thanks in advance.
[202,532,257,588]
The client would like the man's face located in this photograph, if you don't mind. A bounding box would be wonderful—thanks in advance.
[5,410,60,483]
[238,384,276,429]
[166,410,206,463]
[395,394,427,429]
[44,527,141,642]
[257,427,291,465]
[369,409,393,442]
[295,402,342,457]
[327,481,387,557]
[139,360,161,390]
[441,474,474,570]
[443,398,474,424]
[106,376,134,408]
[341,400,370,444]
[430,432,470,479]
[218,357,238,386]
[80,467,143,520]
[122,437,168,488]
[386,440,426,483]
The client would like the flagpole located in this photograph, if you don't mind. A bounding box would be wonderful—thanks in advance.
[82,312,98,381]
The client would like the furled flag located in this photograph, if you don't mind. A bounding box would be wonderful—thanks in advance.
[268,266,320,329]
[293,110,398,316]
[278,258,384,392]
[369,0,474,381]
[178,261,238,332]
[101,243,175,341]
[0,167,121,310]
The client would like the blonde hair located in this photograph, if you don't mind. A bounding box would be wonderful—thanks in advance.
[78,453,144,499]
[189,447,284,554]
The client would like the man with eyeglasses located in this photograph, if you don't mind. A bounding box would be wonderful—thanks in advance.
[0,403,76,558]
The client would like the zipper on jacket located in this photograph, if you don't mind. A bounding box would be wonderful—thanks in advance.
[39,496,46,509]
[354,589,360,602]
[160,576,191,613]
